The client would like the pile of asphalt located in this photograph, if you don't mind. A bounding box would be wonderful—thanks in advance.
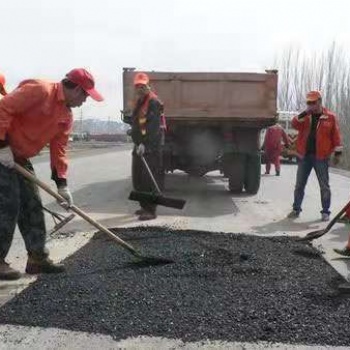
[0,227,349,346]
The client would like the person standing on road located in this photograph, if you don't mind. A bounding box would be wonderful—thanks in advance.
[0,68,103,280]
[287,91,342,222]
[262,122,289,176]
[130,72,164,221]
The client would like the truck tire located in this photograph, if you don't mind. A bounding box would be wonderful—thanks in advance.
[244,154,261,195]
[224,154,245,193]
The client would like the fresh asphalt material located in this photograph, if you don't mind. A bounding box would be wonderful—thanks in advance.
[0,227,350,346]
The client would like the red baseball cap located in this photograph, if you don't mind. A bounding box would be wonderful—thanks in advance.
[65,68,103,102]
[133,72,149,86]
[306,90,322,102]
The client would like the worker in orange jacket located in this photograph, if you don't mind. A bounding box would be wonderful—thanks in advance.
[287,91,342,222]
[0,69,103,280]
[262,123,289,176]
[130,72,164,221]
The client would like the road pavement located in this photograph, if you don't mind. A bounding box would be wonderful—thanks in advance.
[1,145,350,349]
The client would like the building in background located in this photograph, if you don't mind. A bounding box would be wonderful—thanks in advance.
[71,118,130,142]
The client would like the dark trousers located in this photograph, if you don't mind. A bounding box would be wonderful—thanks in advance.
[292,155,331,214]
[0,161,48,260]
[132,149,163,213]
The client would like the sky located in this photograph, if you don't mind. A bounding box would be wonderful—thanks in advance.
[1,0,350,120]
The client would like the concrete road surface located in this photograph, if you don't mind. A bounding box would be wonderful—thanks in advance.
[1,145,350,349]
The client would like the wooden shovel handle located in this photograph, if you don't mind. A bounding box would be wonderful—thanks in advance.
[14,163,139,257]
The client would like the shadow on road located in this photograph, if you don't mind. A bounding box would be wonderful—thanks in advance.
[45,173,243,221]
[252,218,321,235]
[322,226,349,245]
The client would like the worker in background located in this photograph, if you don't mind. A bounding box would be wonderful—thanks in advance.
[131,72,164,221]
[0,73,7,96]
[0,68,103,280]
[262,122,289,176]
[287,91,342,222]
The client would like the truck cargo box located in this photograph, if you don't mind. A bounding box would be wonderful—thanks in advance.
[123,69,278,128]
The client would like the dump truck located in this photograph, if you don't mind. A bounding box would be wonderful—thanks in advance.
[122,68,278,194]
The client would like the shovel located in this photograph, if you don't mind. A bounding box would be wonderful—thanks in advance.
[297,200,350,242]
[129,154,186,210]
[42,206,76,235]
[14,163,173,266]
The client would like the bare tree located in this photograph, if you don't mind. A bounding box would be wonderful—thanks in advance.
[275,43,350,168]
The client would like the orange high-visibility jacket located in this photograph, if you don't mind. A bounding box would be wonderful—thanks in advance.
[291,108,342,160]
[0,79,73,178]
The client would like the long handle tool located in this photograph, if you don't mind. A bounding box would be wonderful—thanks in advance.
[297,200,350,242]
[128,155,186,210]
[14,163,173,266]
[41,205,75,235]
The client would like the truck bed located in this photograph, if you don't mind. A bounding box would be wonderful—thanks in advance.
[123,69,278,127]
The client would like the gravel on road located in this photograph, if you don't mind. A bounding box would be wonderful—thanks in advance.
[0,227,349,347]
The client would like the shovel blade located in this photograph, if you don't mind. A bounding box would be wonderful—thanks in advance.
[128,191,186,210]
[296,229,326,242]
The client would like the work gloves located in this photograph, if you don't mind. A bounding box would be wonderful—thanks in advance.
[57,185,74,208]
[0,146,14,168]
[136,143,146,156]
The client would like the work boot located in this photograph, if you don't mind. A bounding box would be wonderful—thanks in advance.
[287,210,300,219]
[333,247,350,257]
[321,213,330,222]
[0,261,21,280]
[276,170,280,176]
[26,256,65,275]
[138,211,157,221]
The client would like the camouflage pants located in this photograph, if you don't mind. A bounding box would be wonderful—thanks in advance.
[0,161,48,260]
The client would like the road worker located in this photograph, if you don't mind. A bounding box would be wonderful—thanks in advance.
[262,122,289,176]
[130,72,164,221]
[0,68,103,280]
[287,91,342,222]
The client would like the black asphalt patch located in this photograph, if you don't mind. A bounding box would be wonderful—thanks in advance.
[0,227,350,347]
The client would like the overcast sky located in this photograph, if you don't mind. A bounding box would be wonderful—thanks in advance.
[1,0,349,120]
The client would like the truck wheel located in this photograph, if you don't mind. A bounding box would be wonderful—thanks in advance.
[244,154,261,195]
[224,154,244,193]
[229,175,244,193]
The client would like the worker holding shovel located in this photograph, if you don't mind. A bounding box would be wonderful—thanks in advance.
[0,69,103,280]
[130,72,164,221]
